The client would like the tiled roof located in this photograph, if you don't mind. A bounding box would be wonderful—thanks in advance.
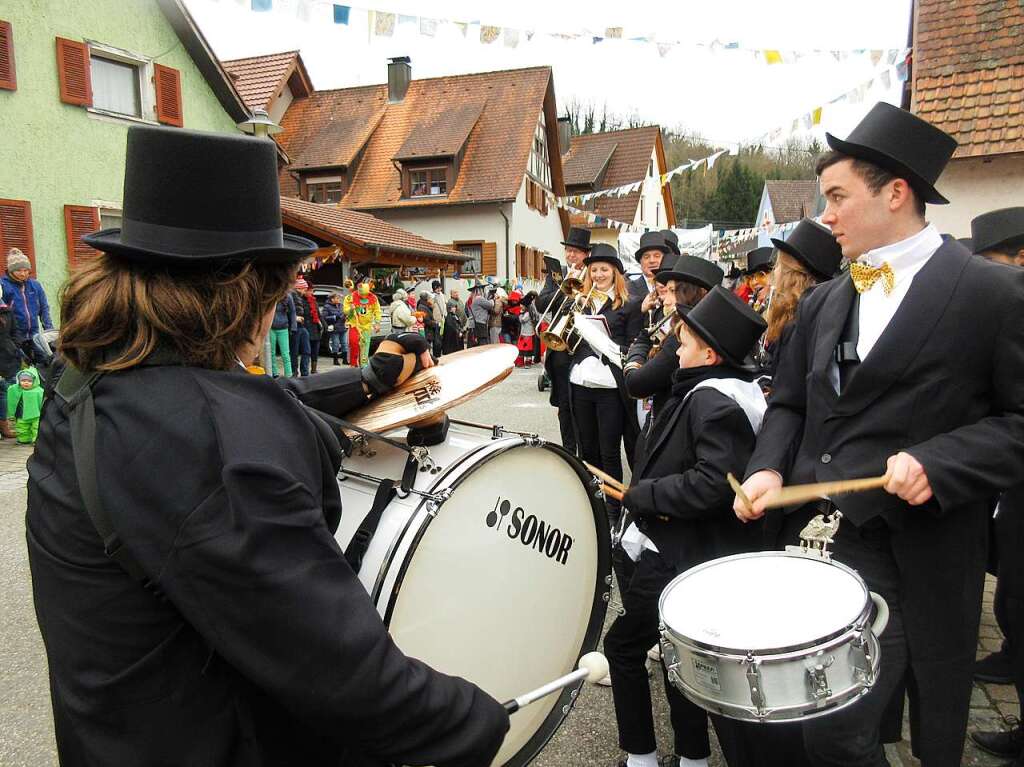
[562,126,662,225]
[291,98,387,169]
[277,66,556,209]
[222,51,305,112]
[912,0,1024,158]
[765,180,819,224]
[280,197,466,261]
[563,140,618,186]
[395,100,486,160]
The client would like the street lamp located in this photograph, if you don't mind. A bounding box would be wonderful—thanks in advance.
[237,108,282,139]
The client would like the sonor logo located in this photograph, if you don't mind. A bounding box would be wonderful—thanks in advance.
[485,498,574,565]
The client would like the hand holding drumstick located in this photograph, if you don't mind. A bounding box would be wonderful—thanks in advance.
[731,452,933,522]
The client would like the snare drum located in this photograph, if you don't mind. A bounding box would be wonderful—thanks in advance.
[659,551,889,723]
[335,423,610,766]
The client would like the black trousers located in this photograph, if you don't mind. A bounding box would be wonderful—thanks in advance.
[780,513,909,767]
[547,353,577,455]
[605,550,712,759]
[993,491,1024,704]
[571,384,624,523]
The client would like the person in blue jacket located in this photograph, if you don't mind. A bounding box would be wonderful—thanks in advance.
[1,248,53,362]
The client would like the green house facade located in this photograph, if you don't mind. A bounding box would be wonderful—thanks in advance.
[0,0,248,303]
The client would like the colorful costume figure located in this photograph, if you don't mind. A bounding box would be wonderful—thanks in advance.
[7,366,44,444]
[343,282,381,367]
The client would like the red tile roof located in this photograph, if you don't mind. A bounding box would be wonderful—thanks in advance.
[765,180,819,223]
[280,197,466,261]
[563,126,664,225]
[912,0,1024,158]
[395,100,486,160]
[276,66,560,210]
[222,50,311,112]
[563,140,618,187]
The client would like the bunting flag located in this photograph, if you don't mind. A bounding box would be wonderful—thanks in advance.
[234,0,906,63]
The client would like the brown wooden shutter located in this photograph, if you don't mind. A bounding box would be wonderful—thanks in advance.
[0,20,16,91]
[154,63,183,127]
[534,250,544,280]
[481,242,497,276]
[56,37,91,106]
[0,199,36,274]
[64,205,100,270]
[539,188,548,216]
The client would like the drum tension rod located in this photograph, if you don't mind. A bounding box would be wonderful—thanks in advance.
[338,468,453,506]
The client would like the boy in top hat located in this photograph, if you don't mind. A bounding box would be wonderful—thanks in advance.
[735,103,1024,766]
[969,207,1024,762]
[537,226,593,454]
[607,286,767,767]
[630,232,670,302]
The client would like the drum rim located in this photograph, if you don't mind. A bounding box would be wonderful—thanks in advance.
[378,434,612,767]
[658,551,872,656]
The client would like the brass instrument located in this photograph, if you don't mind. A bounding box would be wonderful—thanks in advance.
[558,264,585,295]
[646,310,677,358]
[540,286,609,353]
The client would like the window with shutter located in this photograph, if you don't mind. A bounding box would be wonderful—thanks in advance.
[56,37,91,106]
[0,199,36,274]
[534,250,544,281]
[64,205,101,270]
[481,242,497,276]
[154,64,183,127]
[0,20,15,91]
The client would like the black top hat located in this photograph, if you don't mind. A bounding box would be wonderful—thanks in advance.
[83,126,316,263]
[657,254,725,291]
[971,208,1024,255]
[660,229,681,256]
[770,219,842,281]
[679,286,767,367]
[744,247,775,275]
[635,231,670,259]
[469,279,488,292]
[561,227,593,251]
[825,102,957,205]
[584,243,624,273]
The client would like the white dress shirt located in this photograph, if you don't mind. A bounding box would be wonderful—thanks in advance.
[829,224,944,392]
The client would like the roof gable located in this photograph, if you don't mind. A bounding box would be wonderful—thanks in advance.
[564,126,662,224]
[278,66,557,209]
[764,180,819,224]
[222,50,312,112]
[912,0,1024,158]
[563,139,618,187]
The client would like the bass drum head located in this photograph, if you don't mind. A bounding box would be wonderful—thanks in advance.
[384,441,609,766]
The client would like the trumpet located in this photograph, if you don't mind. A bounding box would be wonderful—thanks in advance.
[540,286,609,353]
[559,265,586,295]
[645,310,677,358]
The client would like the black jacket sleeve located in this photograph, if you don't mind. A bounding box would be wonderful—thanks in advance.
[275,366,369,417]
[624,391,756,521]
[625,335,680,400]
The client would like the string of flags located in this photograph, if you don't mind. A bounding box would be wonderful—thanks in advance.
[553,48,910,211]
[242,0,906,63]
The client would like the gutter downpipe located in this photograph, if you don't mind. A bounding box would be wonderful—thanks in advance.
[499,205,510,289]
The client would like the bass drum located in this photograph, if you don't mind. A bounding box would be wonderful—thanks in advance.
[335,424,610,766]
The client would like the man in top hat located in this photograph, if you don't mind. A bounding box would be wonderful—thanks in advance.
[629,232,670,302]
[26,126,509,767]
[608,286,767,767]
[743,246,775,312]
[660,229,682,256]
[734,102,1024,765]
[968,207,1024,762]
[537,227,594,454]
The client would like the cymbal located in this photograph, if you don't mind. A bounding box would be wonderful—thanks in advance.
[344,344,519,436]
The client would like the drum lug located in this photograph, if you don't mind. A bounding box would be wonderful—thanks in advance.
[490,424,505,440]
[806,657,834,704]
[744,654,768,720]
[850,633,875,686]
[410,446,441,474]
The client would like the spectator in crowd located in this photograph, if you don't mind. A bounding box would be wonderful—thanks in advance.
[269,292,295,377]
[321,293,346,366]
[517,291,540,366]
[0,298,24,439]
[1,248,54,364]
[449,288,468,336]
[390,289,416,332]
[298,280,323,374]
[442,297,464,355]
[417,292,439,354]
[7,366,43,445]
[488,287,507,345]
[290,277,312,377]
[431,281,446,342]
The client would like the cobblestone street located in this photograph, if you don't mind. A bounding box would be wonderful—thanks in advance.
[0,362,1018,766]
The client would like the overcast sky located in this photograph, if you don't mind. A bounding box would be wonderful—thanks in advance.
[183,0,914,148]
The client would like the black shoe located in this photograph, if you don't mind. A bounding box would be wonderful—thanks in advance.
[971,722,1024,757]
[975,649,1014,684]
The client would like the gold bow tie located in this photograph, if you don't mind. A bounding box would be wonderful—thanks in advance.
[850,261,895,295]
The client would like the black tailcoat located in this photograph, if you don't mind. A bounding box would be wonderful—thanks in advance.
[747,240,1024,760]
[26,365,507,767]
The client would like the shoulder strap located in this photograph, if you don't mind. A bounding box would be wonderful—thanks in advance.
[56,366,163,596]
[343,478,397,573]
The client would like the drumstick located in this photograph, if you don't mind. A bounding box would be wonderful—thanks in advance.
[727,472,753,515]
[585,462,626,493]
[503,652,609,714]
[602,484,624,502]
[761,475,888,509]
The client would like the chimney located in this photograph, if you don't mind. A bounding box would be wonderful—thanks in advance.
[557,116,572,155]
[388,56,411,103]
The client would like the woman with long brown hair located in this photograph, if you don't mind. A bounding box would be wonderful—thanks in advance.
[568,244,642,528]
[26,126,509,767]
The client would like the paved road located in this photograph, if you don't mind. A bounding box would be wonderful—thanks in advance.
[0,358,1014,765]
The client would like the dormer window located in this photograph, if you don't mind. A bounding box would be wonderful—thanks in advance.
[306,175,344,203]
[410,167,448,197]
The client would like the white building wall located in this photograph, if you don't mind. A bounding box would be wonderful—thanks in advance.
[510,175,567,290]
[926,154,1024,238]
[632,147,666,229]
[268,83,294,126]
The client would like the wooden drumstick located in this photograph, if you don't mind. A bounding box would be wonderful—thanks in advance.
[585,462,626,493]
[727,472,754,515]
[761,475,888,509]
[602,484,624,502]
